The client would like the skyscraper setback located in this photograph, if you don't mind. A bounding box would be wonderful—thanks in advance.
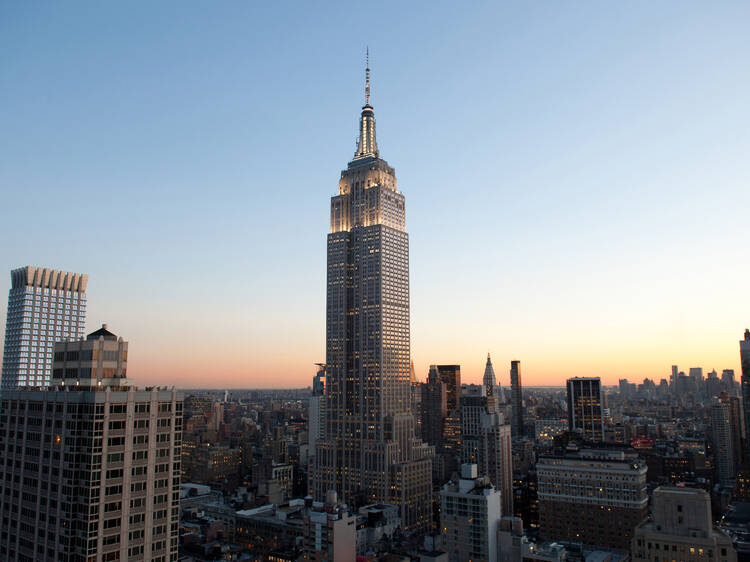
[311,58,433,532]
[1,266,88,390]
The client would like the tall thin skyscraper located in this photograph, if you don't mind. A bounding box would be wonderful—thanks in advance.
[308,364,326,465]
[711,398,736,484]
[1,266,88,390]
[421,366,448,449]
[740,330,750,462]
[312,57,433,532]
[567,377,604,442]
[510,360,523,437]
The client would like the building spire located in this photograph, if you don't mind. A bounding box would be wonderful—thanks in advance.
[353,48,379,161]
[365,47,371,106]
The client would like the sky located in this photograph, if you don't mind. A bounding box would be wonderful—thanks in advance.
[1,2,749,389]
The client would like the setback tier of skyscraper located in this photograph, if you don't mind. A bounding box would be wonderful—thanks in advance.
[311,59,433,532]
[1,266,88,389]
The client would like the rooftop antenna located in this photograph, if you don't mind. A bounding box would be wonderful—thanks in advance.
[365,47,371,106]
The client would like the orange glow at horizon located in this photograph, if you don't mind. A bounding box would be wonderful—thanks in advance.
[121,328,745,390]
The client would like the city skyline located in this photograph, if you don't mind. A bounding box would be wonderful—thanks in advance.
[2,2,749,388]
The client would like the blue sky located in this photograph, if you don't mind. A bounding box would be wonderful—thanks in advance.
[1,2,749,387]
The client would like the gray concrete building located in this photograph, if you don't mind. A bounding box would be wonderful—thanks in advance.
[1,266,88,389]
[0,325,182,562]
[311,57,433,533]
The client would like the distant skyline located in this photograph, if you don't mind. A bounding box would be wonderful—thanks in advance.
[1,2,749,388]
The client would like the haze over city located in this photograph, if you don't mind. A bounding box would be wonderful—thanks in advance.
[2,2,749,388]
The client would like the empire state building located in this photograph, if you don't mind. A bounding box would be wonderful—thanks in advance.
[312,58,433,532]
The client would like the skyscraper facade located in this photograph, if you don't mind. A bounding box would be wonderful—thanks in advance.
[0,326,182,562]
[537,449,648,550]
[740,330,750,463]
[312,60,433,532]
[711,398,736,484]
[460,385,513,516]
[440,464,502,562]
[437,365,461,414]
[566,377,604,442]
[307,365,326,465]
[510,360,523,437]
[1,266,88,389]
[420,366,448,449]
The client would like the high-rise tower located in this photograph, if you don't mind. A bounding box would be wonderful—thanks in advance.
[308,364,326,466]
[711,397,737,484]
[567,377,604,442]
[312,56,433,533]
[0,325,182,561]
[483,353,499,407]
[1,266,88,389]
[740,329,750,463]
[437,365,461,413]
[510,360,523,437]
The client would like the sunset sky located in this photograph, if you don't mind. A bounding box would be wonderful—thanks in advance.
[1,2,749,388]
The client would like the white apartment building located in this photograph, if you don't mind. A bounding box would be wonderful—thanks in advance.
[2,266,88,389]
[440,464,502,562]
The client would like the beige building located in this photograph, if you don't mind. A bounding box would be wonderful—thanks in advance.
[0,325,182,562]
[302,491,357,561]
[632,487,736,562]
